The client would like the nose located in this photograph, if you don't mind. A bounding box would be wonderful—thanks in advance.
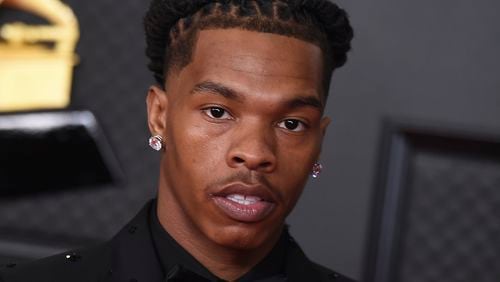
[226,123,277,173]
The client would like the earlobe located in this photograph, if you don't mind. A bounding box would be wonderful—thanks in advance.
[146,85,169,137]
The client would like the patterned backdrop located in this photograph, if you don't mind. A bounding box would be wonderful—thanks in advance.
[396,151,500,282]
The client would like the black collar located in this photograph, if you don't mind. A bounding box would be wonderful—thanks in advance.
[149,200,288,281]
[108,199,350,282]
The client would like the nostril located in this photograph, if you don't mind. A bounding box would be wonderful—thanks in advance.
[229,154,275,171]
[233,156,245,164]
[260,161,272,168]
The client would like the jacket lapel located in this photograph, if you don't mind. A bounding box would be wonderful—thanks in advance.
[102,200,339,282]
[285,237,329,282]
[106,200,164,282]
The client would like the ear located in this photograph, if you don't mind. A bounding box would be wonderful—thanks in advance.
[314,116,331,161]
[146,85,169,137]
[319,116,331,139]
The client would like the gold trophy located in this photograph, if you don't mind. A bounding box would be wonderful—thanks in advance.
[0,1,122,196]
[0,0,79,112]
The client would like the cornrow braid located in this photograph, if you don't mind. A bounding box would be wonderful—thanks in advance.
[144,0,353,98]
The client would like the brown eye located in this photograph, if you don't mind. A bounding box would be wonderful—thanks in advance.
[202,107,232,120]
[285,120,299,130]
[278,119,307,132]
[210,107,224,118]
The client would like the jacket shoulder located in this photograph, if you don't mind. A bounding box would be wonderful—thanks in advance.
[0,243,111,282]
[309,261,357,282]
[285,234,356,282]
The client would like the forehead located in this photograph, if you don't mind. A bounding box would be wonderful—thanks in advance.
[177,28,325,101]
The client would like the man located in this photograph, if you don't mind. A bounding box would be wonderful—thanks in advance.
[0,0,353,281]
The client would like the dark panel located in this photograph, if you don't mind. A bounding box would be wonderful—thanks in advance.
[396,152,500,282]
[0,111,122,196]
[365,121,500,282]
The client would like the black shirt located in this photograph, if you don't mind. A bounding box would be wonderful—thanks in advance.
[149,201,288,281]
[0,199,355,282]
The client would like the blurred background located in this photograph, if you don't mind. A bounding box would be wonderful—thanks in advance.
[0,1,499,281]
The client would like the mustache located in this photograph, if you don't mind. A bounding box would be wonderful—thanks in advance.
[207,170,274,191]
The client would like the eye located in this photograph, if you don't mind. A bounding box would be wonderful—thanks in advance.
[202,107,232,120]
[277,119,307,132]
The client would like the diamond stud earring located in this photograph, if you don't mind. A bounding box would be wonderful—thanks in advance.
[311,163,323,178]
[148,135,164,151]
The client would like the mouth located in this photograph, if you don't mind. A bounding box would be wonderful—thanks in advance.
[210,183,277,223]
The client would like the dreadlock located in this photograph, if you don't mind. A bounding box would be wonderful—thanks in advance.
[144,0,353,97]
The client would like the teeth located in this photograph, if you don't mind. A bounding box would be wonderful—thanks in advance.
[226,194,261,205]
[233,194,245,200]
[244,196,261,202]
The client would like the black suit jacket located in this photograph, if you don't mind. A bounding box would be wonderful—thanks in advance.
[0,201,355,282]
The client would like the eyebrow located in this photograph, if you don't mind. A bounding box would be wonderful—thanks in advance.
[192,81,244,102]
[286,96,323,110]
[192,80,323,110]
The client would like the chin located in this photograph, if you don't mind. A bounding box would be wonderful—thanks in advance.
[208,222,280,250]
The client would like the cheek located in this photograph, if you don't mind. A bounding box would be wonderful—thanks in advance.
[277,134,320,172]
[279,162,310,203]
[169,114,228,180]
[273,139,320,205]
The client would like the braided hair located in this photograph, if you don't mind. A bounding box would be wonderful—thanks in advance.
[144,0,353,97]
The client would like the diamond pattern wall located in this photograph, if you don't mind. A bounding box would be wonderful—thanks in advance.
[396,152,500,282]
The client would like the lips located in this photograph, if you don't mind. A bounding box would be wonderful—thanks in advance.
[210,184,277,223]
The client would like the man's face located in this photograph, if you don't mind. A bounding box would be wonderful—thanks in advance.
[150,28,329,250]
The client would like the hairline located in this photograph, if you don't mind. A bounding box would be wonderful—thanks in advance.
[163,26,333,100]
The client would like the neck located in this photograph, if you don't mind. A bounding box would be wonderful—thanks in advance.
[156,175,282,281]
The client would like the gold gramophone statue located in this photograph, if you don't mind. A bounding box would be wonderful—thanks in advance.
[0,0,79,112]
[0,1,122,196]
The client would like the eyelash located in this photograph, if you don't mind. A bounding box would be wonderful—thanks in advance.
[201,106,309,132]
[277,119,308,132]
[201,106,233,120]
